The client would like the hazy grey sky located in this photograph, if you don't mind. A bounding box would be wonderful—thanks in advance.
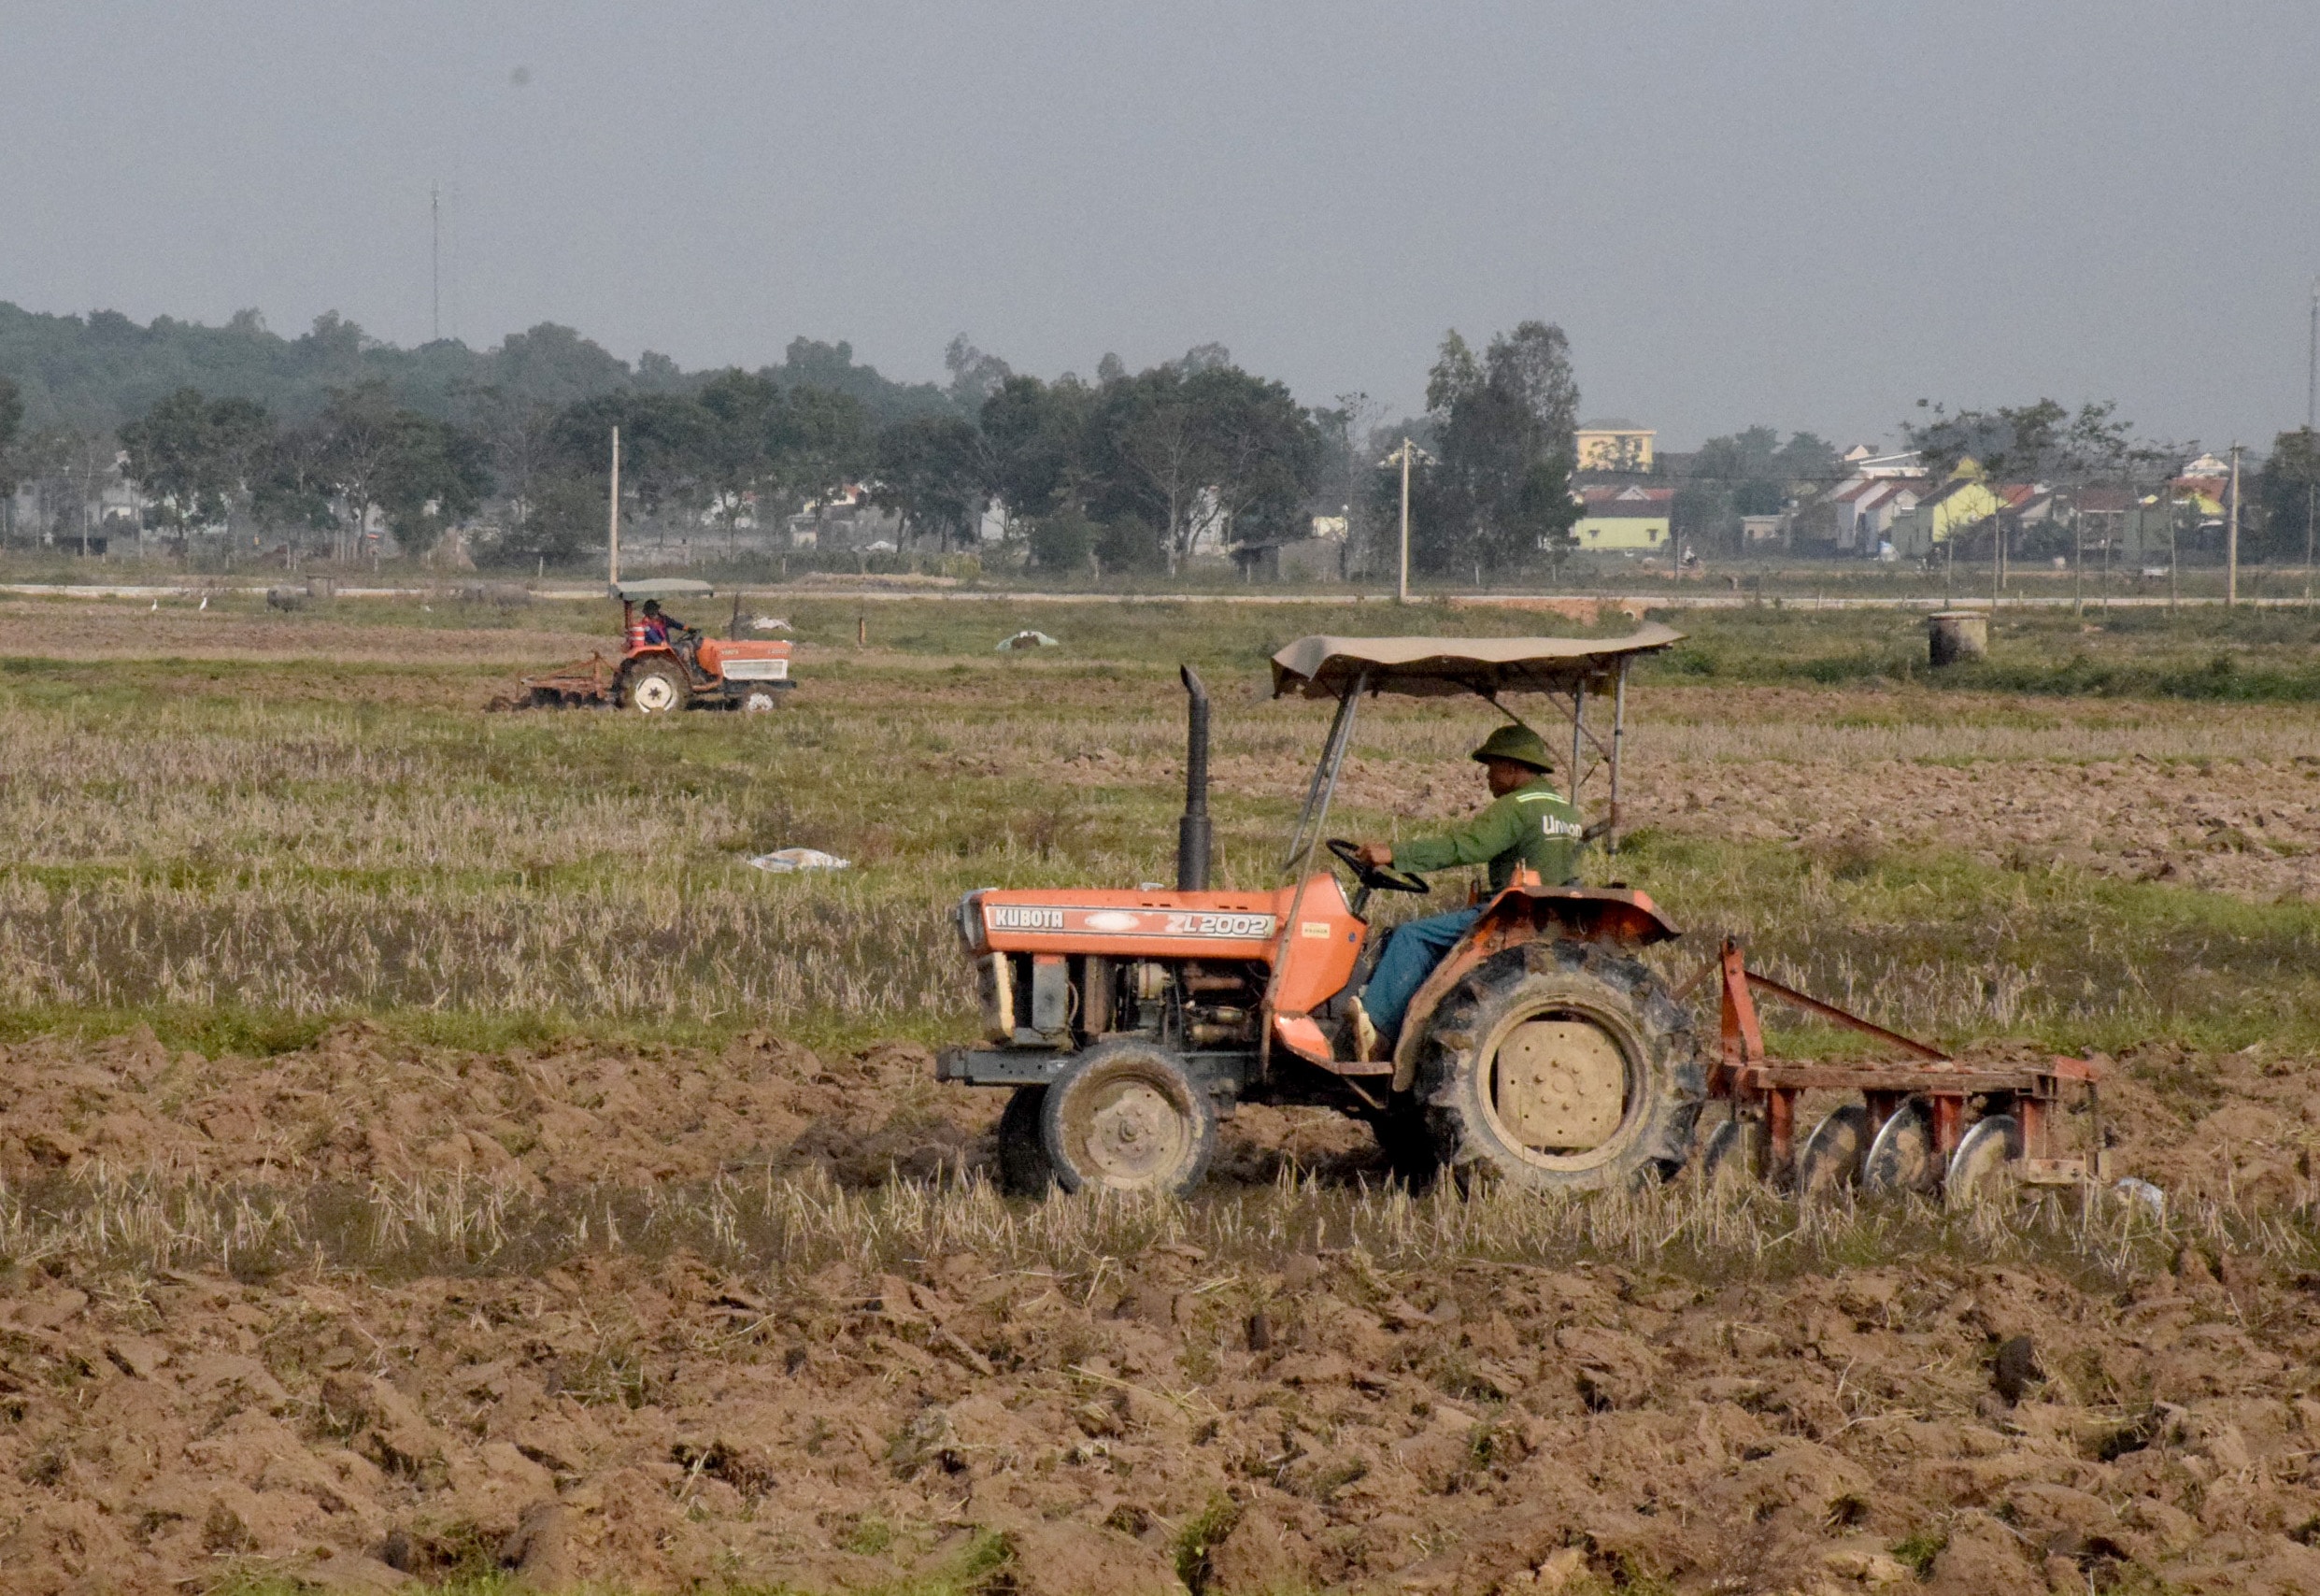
[5,2,2317,450]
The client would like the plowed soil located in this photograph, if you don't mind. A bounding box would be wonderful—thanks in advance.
[6,1030,2320,1595]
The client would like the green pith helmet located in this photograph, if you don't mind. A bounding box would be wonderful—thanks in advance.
[1470,723,1555,772]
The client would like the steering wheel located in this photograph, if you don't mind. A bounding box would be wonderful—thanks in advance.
[1327,837,1430,896]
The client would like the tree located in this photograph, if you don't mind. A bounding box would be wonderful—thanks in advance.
[775,386,875,518]
[498,473,606,566]
[2260,429,2320,564]
[1902,398,2135,487]
[120,388,278,536]
[17,427,120,555]
[1313,392,1388,574]
[315,383,404,560]
[695,369,784,553]
[0,376,21,495]
[981,375,1089,531]
[1088,358,1321,572]
[1414,321,1582,576]
[873,415,986,549]
[1090,364,1201,567]
[307,382,491,558]
[1028,506,1095,572]
[944,335,1014,412]
[549,390,713,526]
[1182,364,1321,552]
[253,421,341,543]
[372,413,491,555]
[460,385,562,549]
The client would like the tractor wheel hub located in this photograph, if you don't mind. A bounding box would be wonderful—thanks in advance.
[1083,1080,1186,1180]
[1492,1019,1628,1152]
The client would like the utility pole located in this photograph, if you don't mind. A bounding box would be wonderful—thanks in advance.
[2072,502,2084,617]
[430,182,441,342]
[1379,437,1429,603]
[1399,440,1411,603]
[2226,442,2242,607]
[2306,276,2316,606]
[2168,488,2180,616]
[607,426,621,589]
[1990,497,2002,611]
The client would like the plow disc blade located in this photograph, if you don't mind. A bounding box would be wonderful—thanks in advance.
[1796,1104,1872,1203]
[1945,1114,2025,1209]
[1697,1116,1761,1191]
[1862,1099,1939,1196]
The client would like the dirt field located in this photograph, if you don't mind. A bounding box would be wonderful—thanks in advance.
[3,1030,2320,1596]
[8,596,2320,1593]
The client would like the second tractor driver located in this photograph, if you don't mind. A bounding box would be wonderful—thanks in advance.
[1345,723,1585,1062]
[639,599,702,672]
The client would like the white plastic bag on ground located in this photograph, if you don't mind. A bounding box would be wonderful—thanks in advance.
[747,848,851,873]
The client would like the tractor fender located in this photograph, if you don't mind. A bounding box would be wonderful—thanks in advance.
[1389,885,1681,1094]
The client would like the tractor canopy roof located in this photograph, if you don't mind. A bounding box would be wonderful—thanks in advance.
[1270,623,1686,700]
[610,578,717,601]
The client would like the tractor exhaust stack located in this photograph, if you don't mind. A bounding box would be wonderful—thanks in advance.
[1177,664,1212,891]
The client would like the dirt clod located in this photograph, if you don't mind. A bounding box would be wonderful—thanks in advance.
[1992,1334,2043,1404]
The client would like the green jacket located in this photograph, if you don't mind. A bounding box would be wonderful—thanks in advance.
[1393,777,1584,891]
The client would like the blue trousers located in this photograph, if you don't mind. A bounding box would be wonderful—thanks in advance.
[1362,906,1481,1040]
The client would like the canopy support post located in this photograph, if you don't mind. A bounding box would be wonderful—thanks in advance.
[1568,677,1587,804]
[1283,672,1367,875]
[1608,660,1629,852]
[1264,666,1369,1080]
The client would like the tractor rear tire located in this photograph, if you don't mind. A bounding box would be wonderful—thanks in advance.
[996,1086,1056,1196]
[1041,1042,1216,1198]
[624,659,689,714]
[1414,938,1703,1192]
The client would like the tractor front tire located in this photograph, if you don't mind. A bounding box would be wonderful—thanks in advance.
[623,659,689,714]
[1414,939,1703,1192]
[738,686,785,713]
[1041,1042,1217,1198]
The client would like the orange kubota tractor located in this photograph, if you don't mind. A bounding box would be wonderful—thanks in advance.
[936,627,1707,1197]
[609,578,793,714]
[511,578,795,713]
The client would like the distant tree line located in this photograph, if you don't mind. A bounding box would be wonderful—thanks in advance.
[0,302,956,434]
[41,303,2137,579]
[0,319,1345,571]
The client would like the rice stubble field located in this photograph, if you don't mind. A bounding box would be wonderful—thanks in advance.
[5,593,2320,1594]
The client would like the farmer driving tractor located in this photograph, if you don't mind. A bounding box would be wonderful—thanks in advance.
[1345,723,1587,1062]
[640,599,699,671]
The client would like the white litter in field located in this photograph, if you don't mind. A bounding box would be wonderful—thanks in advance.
[2114,1177,2166,1218]
[750,616,792,632]
[996,630,1060,651]
[747,848,851,873]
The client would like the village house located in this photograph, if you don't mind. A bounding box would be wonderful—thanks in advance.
[1574,419,1656,473]
[1570,483,1672,552]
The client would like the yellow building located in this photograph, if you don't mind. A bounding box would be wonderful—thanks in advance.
[1571,484,1672,551]
[1574,419,1656,472]
[1887,459,2005,557]
[1922,459,2001,545]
